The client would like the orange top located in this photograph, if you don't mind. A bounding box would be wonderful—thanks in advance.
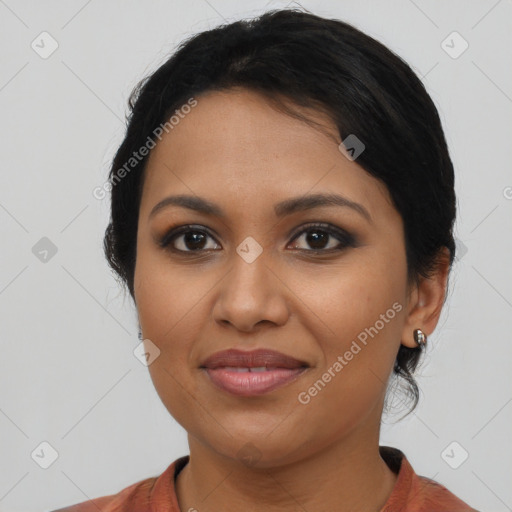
[52,446,479,512]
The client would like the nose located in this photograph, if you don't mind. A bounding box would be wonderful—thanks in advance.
[212,247,290,333]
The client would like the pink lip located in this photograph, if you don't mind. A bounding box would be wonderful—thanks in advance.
[200,348,309,370]
[199,348,310,397]
[203,367,308,396]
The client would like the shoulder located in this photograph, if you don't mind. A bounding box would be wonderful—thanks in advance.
[379,446,480,512]
[50,475,157,512]
[49,455,188,512]
[411,474,481,511]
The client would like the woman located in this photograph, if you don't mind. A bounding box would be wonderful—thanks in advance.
[54,8,479,511]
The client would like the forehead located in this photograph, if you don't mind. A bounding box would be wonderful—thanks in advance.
[139,88,395,222]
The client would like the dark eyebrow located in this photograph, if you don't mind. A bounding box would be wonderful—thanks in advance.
[274,193,372,223]
[149,193,372,223]
[149,195,224,220]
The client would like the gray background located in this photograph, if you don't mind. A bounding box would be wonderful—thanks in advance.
[0,0,511,510]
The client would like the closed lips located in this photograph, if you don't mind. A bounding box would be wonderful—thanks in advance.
[200,349,310,397]
[220,367,282,372]
[200,348,309,370]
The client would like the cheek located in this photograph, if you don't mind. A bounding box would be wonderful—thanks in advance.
[293,297,405,445]
[135,268,204,428]
[288,252,406,346]
[134,245,209,339]
[291,254,406,409]
[134,247,216,392]
[134,255,192,406]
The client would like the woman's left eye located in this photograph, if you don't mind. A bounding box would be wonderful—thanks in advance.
[159,223,355,254]
[287,223,355,252]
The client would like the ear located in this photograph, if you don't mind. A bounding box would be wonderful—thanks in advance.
[401,247,451,348]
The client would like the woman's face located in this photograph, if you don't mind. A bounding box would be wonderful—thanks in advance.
[134,88,416,467]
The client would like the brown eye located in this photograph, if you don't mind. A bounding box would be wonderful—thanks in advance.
[160,225,220,252]
[288,223,356,252]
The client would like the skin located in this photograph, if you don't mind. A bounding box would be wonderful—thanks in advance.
[133,88,450,511]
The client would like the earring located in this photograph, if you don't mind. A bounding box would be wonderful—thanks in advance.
[138,328,143,341]
[413,328,427,347]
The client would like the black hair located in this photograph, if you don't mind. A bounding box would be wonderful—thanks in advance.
[103,8,456,416]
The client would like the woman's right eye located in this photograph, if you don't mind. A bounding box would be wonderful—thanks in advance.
[160,225,221,253]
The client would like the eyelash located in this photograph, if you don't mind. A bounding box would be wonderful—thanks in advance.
[158,222,356,255]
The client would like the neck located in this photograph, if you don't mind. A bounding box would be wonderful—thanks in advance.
[175,419,398,512]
